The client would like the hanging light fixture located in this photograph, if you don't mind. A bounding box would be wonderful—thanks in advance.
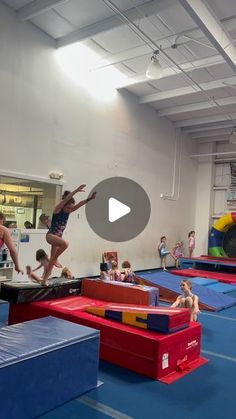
[229,127,236,144]
[146,50,163,80]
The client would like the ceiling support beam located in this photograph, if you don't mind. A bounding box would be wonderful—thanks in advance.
[191,130,232,139]
[17,0,68,21]
[140,76,236,104]
[178,0,236,72]
[175,113,236,128]
[197,136,229,144]
[57,0,173,47]
[183,122,236,133]
[158,96,236,117]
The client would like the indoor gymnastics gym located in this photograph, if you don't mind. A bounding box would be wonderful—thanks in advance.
[0,1,236,418]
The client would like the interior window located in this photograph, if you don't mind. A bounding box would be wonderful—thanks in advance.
[0,176,62,228]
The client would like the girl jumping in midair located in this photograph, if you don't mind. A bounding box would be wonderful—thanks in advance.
[42,184,96,285]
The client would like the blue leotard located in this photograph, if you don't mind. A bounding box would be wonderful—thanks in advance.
[48,209,69,237]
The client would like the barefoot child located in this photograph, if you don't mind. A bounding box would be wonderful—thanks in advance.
[42,184,96,285]
[158,236,176,271]
[188,230,195,257]
[26,249,50,284]
[110,260,121,281]
[171,279,200,321]
[173,241,184,268]
[121,260,135,283]
[61,266,73,279]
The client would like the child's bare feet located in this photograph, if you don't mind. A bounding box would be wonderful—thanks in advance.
[54,260,63,268]
[41,279,49,287]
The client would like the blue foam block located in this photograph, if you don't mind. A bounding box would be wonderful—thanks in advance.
[138,271,236,311]
[191,277,218,286]
[206,282,236,293]
[0,317,99,419]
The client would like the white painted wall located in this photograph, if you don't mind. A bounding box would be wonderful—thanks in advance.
[0,3,198,275]
[194,143,215,256]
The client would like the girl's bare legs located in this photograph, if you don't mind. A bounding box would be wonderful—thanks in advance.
[169,250,177,261]
[50,245,63,268]
[161,257,167,271]
[188,248,193,257]
[184,296,195,321]
[43,234,68,283]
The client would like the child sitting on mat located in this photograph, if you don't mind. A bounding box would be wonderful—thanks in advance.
[171,279,200,321]
[27,248,57,285]
[110,260,122,281]
[100,263,110,280]
[27,251,72,284]
[61,266,73,279]
[120,260,135,283]
[26,249,50,284]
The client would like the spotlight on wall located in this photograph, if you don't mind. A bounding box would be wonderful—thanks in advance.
[146,50,163,80]
[49,171,64,180]
[229,128,236,145]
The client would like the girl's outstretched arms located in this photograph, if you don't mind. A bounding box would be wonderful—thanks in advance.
[54,184,86,213]
[70,191,96,212]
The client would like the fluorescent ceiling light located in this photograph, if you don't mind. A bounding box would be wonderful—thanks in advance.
[146,51,163,80]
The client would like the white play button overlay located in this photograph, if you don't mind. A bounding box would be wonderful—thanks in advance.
[109,198,131,223]
[86,177,151,242]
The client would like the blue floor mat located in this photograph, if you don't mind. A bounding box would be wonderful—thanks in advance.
[1,290,236,419]
[137,271,236,311]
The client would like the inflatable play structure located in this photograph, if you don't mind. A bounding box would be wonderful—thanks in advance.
[208,212,236,257]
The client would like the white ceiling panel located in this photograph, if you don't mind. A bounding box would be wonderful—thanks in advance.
[189,68,215,83]
[54,0,113,28]
[2,0,29,7]
[112,0,149,9]
[158,2,197,33]
[1,0,236,141]
[206,62,236,79]
[126,83,159,97]
[149,74,190,91]
[207,0,236,20]
[170,92,215,106]
[205,87,235,99]
[30,10,76,38]
[92,25,144,54]
[150,98,181,109]
[132,15,172,42]
[166,112,198,121]
[169,105,236,121]
[181,39,217,59]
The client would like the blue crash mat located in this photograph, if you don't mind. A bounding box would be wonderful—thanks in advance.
[191,277,218,286]
[0,317,99,419]
[137,271,236,311]
[206,282,236,294]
